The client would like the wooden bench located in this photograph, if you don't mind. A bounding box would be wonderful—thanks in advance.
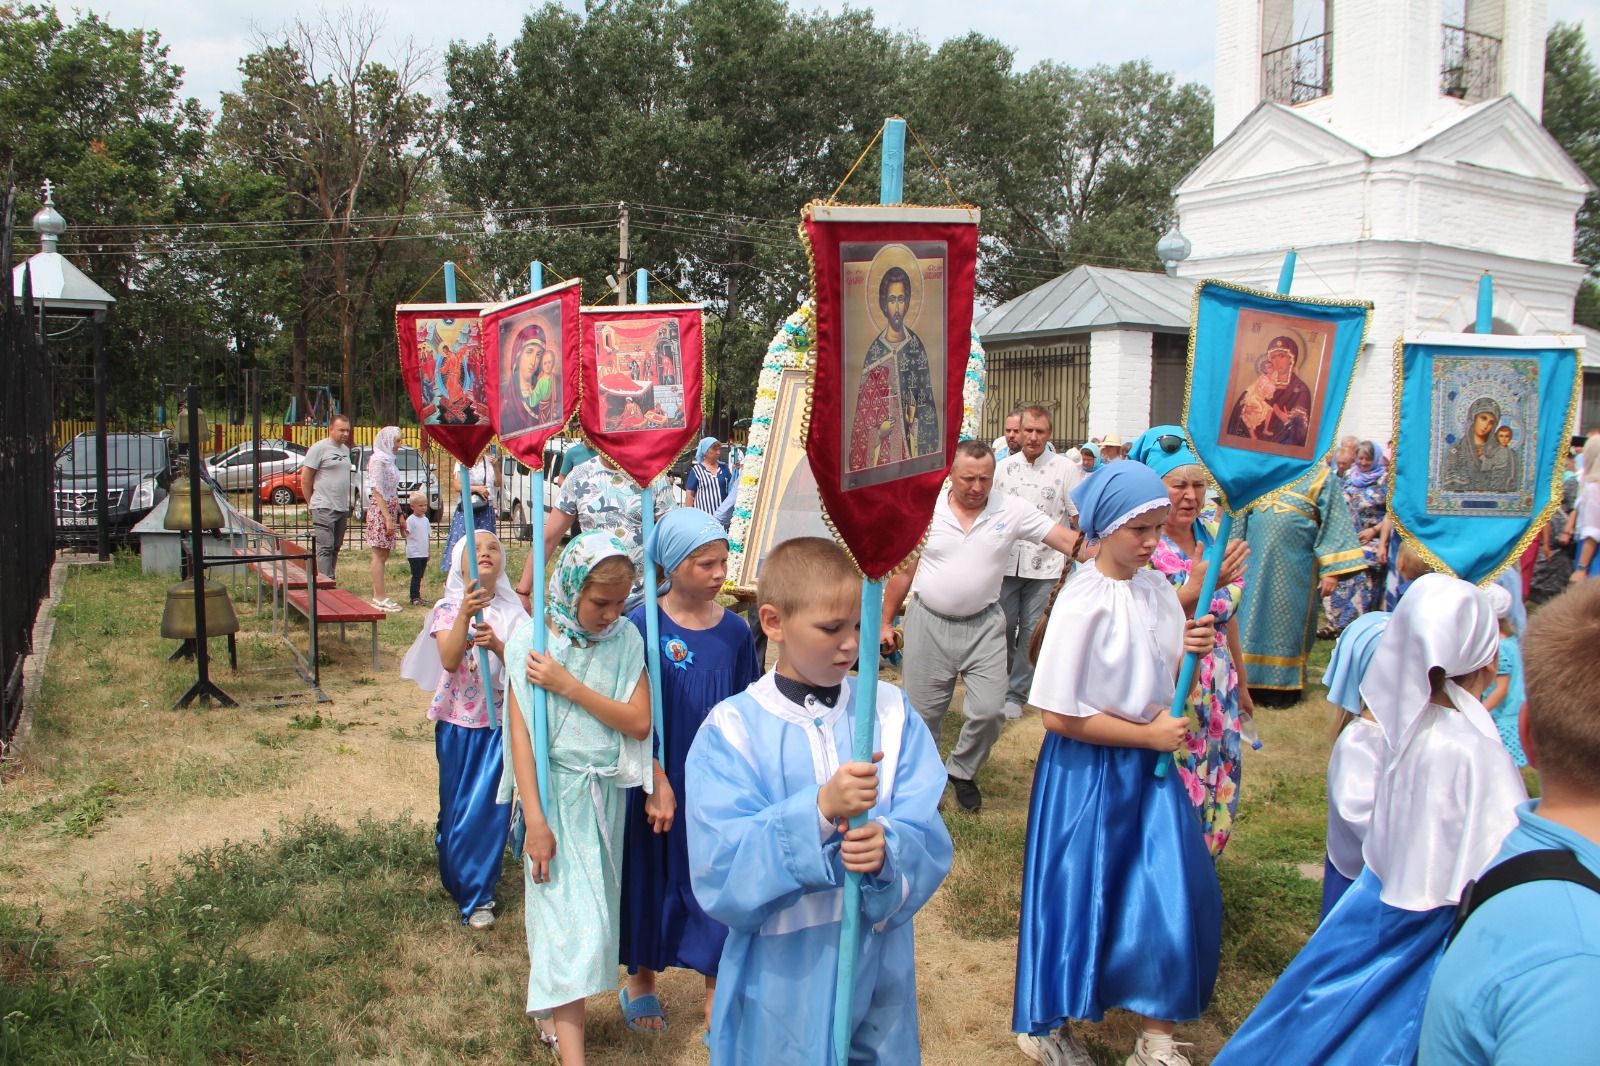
[285,586,386,669]
[248,542,332,630]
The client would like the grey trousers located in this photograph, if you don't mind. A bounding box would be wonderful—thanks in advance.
[901,598,1007,781]
[999,575,1055,706]
[310,507,349,579]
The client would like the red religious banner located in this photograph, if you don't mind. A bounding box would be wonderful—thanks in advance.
[800,202,980,579]
[482,279,583,470]
[577,303,705,486]
[395,302,494,465]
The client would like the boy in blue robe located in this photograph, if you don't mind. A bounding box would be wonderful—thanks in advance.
[685,536,953,1065]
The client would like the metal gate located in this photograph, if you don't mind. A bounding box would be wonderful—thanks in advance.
[981,337,1092,447]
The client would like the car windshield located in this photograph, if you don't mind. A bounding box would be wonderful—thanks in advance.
[56,436,167,475]
[395,449,426,473]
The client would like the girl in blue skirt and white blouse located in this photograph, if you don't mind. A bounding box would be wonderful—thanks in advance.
[1014,461,1222,1066]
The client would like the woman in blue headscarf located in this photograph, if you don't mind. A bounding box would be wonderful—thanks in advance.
[1014,461,1223,1066]
[618,507,761,1038]
[1129,426,1253,859]
[683,436,732,516]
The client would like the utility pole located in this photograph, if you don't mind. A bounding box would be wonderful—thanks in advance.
[617,201,630,305]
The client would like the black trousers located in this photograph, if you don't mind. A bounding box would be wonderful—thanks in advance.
[408,557,427,601]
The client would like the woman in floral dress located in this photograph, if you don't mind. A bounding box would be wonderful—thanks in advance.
[1324,441,1388,633]
[1131,427,1254,858]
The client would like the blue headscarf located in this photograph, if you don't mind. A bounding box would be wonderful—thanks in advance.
[695,436,721,464]
[1070,459,1170,543]
[1321,611,1390,715]
[646,506,727,592]
[1129,424,1202,479]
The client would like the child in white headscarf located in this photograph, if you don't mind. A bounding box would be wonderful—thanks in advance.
[1215,574,1526,1066]
[400,530,529,930]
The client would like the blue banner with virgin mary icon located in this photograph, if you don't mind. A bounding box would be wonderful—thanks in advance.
[1183,280,1374,515]
[1390,331,1583,583]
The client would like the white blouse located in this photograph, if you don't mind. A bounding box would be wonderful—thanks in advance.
[1028,561,1184,724]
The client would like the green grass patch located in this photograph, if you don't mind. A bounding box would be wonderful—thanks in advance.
[0,815,440,1065]
[0,779,120,838]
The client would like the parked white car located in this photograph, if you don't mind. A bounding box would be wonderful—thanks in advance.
[206,439,306,492]
[350,445,440,521]
[497,439,578,541]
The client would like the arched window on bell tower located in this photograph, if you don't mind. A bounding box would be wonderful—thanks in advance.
[1262,0,1333,106]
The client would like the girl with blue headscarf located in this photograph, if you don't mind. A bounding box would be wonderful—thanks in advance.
[1318,610,1390,918]
[1129,426,1254,860]
[1013,461,1223,1066]
[617,508,760,1038]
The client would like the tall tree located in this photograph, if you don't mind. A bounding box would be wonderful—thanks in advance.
[1544,21,1600,328]
[216,10,444,419]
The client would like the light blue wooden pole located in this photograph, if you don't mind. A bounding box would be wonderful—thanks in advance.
[442,259,500,730]
[636,268,666,743]
[1476,273,1494,333]
[1154,250,1296,779]
[528,258,551,812]
[833,115,905,1065]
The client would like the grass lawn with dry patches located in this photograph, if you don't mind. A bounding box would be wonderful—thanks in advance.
[2,551,1342,1064]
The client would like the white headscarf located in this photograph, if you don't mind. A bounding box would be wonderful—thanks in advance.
[399,530,530,695]
[1359,572,1526,910]
[371,426,401,469]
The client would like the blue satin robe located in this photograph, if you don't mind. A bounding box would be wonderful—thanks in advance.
[685,673,953,1065]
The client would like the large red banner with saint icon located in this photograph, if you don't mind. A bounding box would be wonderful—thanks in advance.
[395,301,494,465]
[800,202,980,579]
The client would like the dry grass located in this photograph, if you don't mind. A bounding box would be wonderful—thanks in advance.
[0,552,1340,1064]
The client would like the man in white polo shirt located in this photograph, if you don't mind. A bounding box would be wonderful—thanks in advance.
[995,405,1078,721]
[881,439,1081,812]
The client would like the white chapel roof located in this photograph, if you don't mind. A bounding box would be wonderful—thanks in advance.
[12,251,116,313]
[976,265,1193,343]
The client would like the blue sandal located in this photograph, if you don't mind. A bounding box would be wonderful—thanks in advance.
[618,986,667,1034]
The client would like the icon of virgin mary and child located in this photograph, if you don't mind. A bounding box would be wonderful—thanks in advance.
[1440,396,1523,494]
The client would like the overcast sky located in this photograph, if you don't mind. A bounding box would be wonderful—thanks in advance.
[49,0,1600,114]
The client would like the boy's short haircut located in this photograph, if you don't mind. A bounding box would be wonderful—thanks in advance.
[758,537,859,617]
[408,491,427,507]
[1523,581,1600,792]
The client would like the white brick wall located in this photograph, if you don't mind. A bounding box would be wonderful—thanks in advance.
[1087,330,1155,441]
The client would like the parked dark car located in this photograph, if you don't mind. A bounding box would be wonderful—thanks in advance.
[54,432,175,545]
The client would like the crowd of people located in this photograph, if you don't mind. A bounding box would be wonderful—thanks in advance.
[379,410,1600,1066]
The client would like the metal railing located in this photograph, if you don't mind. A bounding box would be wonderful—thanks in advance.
[1,194,59,752]
[1263,32,1333,106]
[982,339,1092,448]
[1442,24,1501,102]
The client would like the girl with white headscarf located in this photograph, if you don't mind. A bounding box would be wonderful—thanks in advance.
[400,530,529,930]
[1215,574,1526,1066]
[366,425,403,610]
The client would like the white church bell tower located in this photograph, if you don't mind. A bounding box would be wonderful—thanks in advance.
[1177,0,1591,442]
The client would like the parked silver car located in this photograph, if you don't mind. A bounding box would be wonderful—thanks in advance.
[205,439,307,491]
[351,445,440,521]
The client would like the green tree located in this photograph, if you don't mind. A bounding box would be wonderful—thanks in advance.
[1544,21,1600,328]
[0,3,211,418]
[215,11,445,419]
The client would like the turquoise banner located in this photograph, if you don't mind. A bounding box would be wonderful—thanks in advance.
[1183,281,1373,515]
[1390,333,1582,584]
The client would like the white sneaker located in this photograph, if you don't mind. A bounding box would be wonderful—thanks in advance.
[1017,1029,1093,1066]
[467,906,496,930]
[1126,1035,1193,1066]
[1003,700,1024,720]
[374,598,402,613]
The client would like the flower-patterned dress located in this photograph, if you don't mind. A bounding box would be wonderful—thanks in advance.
[1324,472,1387,630]
[365,453,402,550]
[1150,520,1246,859]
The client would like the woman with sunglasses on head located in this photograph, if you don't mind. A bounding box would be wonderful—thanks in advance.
[1129,427,1254,858]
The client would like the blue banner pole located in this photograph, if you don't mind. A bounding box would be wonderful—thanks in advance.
[529,258,551,812]
[1153,250,1297,779]
[833,115,905,1065]
[442,260,500,729]
[636,268,666,743]
[1476,272,1494,333]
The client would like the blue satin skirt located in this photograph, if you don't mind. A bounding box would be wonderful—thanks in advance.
[435,721,511,921]
[1319,856,1357,922]
[1012,734,1221,1033]
[1214,868,1451,1066]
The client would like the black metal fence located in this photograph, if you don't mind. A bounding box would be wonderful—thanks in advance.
[1,191,60,751]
